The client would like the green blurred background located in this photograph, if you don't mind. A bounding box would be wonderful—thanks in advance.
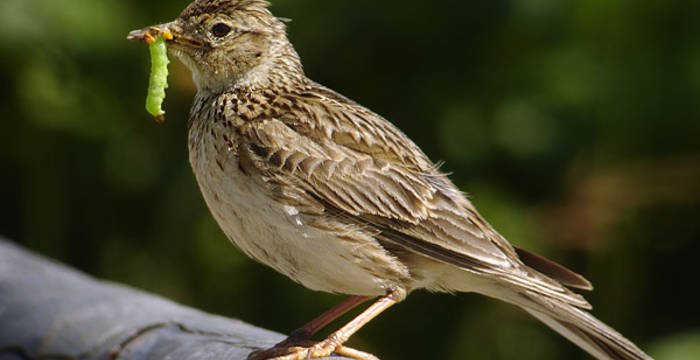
[1,0,699,359]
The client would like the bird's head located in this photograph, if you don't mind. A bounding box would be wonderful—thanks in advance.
[128,0,303,93]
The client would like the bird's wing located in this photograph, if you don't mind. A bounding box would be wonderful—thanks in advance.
[236,84,589,306]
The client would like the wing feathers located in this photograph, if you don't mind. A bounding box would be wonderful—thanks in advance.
[239,84,594,309]
[515,247,593,291]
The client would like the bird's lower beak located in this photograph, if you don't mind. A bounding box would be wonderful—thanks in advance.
[127,21,203,48]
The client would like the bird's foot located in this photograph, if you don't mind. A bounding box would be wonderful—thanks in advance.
[248,335,379,360]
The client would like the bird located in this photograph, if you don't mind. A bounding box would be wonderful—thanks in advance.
[127,1,652,359]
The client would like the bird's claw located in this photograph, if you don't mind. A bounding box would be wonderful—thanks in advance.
[248,338,379,360]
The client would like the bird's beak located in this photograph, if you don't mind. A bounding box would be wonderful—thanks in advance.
[127,21,204,49]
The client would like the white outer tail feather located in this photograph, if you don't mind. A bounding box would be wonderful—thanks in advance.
[524,307,625,360]
[511,291,652,360]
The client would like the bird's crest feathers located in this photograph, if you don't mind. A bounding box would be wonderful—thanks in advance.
[180,0,276,24]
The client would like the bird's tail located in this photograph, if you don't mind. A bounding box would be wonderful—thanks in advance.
[508,290,652,360]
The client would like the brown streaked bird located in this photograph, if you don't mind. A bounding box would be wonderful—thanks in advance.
[128,1,652,359]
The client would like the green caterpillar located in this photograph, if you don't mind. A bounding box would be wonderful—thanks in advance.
[145,36,169,123]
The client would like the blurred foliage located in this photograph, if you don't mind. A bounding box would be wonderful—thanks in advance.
[1,0,699,359]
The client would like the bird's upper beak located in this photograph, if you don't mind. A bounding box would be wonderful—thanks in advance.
[127,21,204,49]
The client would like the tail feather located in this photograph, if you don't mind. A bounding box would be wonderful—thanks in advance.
[518,291,652,360]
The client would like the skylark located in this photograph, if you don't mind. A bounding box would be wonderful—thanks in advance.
[128,1,652,359]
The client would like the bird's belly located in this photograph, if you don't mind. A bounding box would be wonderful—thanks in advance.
[189,141,393,296]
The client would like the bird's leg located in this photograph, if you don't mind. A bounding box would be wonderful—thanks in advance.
[288,295,370,341]
[249,291,403,360]
[249,295,371,359]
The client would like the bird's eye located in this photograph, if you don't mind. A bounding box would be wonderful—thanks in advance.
[211,23,231,38]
